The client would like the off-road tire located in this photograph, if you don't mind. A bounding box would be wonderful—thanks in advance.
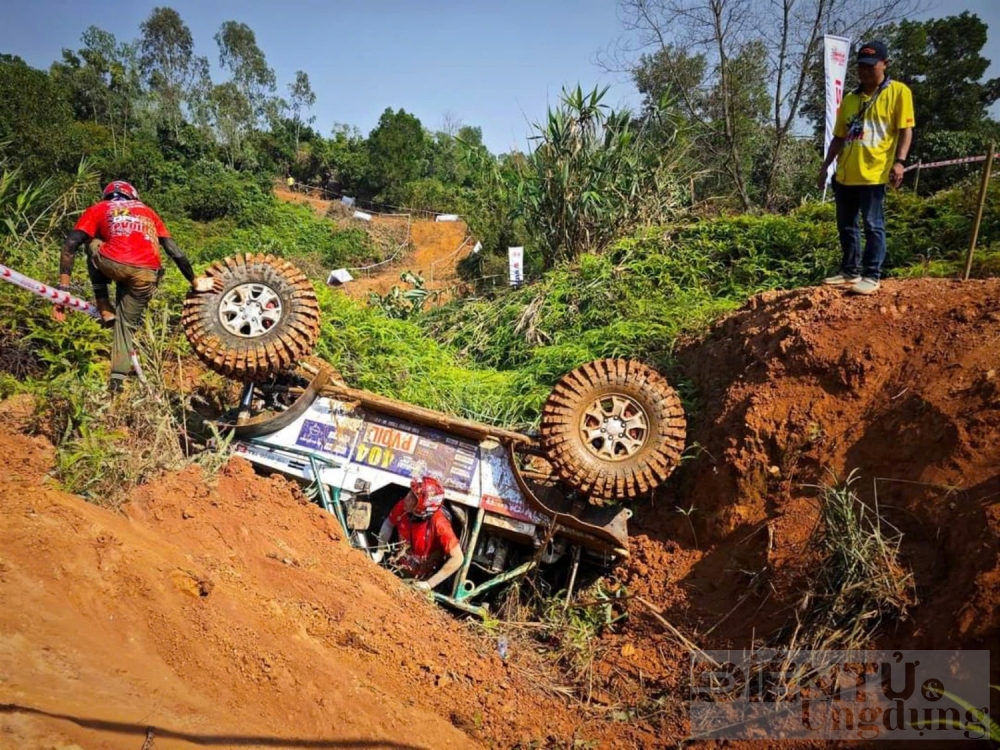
[540,359,686,504]
[181,253,320,381]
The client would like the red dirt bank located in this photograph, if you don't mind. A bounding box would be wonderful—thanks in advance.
[0,431,640,749]
[2,276,998,748]
[595,278,1000,739]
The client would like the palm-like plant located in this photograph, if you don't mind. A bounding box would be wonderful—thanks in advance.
[513,85,688,269]
[0,148,99,267]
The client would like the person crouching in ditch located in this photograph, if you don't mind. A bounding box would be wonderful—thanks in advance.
[377,475,465,592]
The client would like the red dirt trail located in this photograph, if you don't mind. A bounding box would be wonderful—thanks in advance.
[273,185,473,302]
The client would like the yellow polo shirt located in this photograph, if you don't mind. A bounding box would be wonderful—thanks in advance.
[834,80,915,186]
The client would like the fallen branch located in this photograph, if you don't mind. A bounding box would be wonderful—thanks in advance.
[634,596,720,667]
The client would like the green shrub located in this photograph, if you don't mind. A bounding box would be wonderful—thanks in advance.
[323,228,375,267]
[155,159,274,226]
[168,201,373,272]
[424,213,839,382]
[313,285,541,427]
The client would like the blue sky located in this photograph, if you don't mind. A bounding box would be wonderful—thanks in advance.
[1,0,998,154]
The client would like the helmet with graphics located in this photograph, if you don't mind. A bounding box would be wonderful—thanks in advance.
[102,181,139,202]
[409,475,446,519]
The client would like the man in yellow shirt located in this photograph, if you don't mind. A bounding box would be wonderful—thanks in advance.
[817,40,915,295]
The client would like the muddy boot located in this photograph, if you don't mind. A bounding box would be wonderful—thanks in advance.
[96,297,117,329]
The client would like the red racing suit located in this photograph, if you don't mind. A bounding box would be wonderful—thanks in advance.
[387,500,461,579]
[73,199,170,269]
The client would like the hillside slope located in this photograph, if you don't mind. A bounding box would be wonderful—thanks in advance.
[2,277,998,747]
[273,185,473,302]
[0,426,634,749]
[589,278,1000,730]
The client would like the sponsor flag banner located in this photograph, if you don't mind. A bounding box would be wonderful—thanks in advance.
[508,246,524,287]
[823,35,851,186]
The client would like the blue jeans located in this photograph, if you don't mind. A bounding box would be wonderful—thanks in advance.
[833,180,887,280]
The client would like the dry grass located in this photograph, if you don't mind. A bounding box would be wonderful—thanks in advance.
[484,577,639,715]
[0,327,42,380]
[734,470,919,704]
[36,310,234,509]
[785,469,916,653]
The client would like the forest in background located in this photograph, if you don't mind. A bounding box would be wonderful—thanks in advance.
[2,3,1000,499]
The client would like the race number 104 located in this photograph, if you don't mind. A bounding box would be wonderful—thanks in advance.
[354,443,394,469]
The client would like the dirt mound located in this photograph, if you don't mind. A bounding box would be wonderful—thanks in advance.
[671,276,1000,602]
[593,278,1000,729]
[0,429,651,749]
[347,217,471,303]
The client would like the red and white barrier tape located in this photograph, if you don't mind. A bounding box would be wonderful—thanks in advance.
[904,154,1000,172]
[0,263,100,318]
[0,263,146,382]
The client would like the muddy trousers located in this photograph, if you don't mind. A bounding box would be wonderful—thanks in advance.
[85,240,160,381]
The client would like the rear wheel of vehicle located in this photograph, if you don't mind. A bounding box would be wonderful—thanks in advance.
[540,359,686,504]
[181,253,321,381]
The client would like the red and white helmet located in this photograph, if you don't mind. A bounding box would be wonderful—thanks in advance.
[410,476,445,518]
[102,180,139,202]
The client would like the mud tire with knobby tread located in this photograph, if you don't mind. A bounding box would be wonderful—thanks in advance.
[181,253,320,381]
[540,358,686,504]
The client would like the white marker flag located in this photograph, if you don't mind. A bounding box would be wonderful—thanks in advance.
[823,35,851,187]
[508,246,523,287]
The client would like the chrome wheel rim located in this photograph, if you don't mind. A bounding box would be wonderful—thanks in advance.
[218,283,283,338]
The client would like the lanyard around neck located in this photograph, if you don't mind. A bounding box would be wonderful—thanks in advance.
[854,76,891,120]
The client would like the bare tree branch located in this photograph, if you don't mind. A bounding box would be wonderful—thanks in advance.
[615,0,924,207]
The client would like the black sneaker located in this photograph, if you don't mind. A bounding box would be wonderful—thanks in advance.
[108,378,124,393]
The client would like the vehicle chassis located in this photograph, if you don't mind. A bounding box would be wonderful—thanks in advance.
[224,365,632,617]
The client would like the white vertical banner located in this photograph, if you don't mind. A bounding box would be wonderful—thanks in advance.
[823,35,851,187]
[508,246,524,287]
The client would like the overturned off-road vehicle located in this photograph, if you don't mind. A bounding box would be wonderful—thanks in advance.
[184,254,686,614]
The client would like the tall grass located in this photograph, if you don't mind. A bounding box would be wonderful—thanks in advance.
[24,311,231,509]
[0,153,99,265]
[424,217,838,386]
[782,471,915,653]
[313,284,542,428]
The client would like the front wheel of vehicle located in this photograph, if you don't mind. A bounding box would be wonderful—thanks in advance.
[181,253,321,381]
[539,358,686,504]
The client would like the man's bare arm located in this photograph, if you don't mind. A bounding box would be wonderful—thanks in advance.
[424,546,464,590]
[895,128,913,162]
[821,136,845,171]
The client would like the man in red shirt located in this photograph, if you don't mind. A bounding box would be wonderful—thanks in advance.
[54,181,211,392]
[377,475,465,592]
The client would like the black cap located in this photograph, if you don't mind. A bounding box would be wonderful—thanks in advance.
[857,41,888,65]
